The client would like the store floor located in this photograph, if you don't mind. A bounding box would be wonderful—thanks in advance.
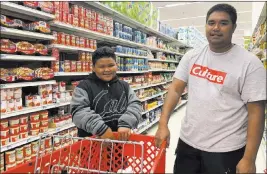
[146,104,266,173]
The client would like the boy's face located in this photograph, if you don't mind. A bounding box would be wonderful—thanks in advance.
[92,57,118,82]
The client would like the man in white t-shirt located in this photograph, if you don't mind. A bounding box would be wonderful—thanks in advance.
[155,3,266,174]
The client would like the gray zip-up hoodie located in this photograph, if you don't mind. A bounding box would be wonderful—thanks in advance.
[71,73,142,137]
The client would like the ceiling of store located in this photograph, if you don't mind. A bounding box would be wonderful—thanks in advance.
[153,2,252,46]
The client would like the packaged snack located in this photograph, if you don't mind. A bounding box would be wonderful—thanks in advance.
[25,95,34,107]
[35,67,54,80]
[79,17,85,28]
[65,34,70,45]
[51,61,59,72]
[73,16,79,27]
[79,37,85,48]
[75,36,80,47]
[76,61,82,72]
[14,98,23,111]
[28,21,51,33]
[1,15,13,27]
[13,88,22,99]
[70,61,77,72]
[13,67,34,80]
[51,31,58,44]
[70,35,76,46]
[11,19,24,29]
[52,48,59,60]
[7,99,15,112]
[38,2,54,13]
[0,39,16,54]
[64,60,70,72]
[57,32,66,45]
[62,12,68,23]
[34,44,48,55]
[16,41,35,55]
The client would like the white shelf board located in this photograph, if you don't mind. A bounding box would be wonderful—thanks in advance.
[142,103,164,115]
[0,102,70,119]
[49,44,95,52]
[115,52,148,59]
[149,69,176,72]
[0,2,55,20]
[144,45,184,55]
[140,91,167,102]
[54,72,91,76]
[0,123,75,153]
[117,71,148,74]
[147,59,179,63]
[0,27,55,40]
[0,80,56,89]
[84,2,190,47]
[132,81,168,91]
[0,54,56,61]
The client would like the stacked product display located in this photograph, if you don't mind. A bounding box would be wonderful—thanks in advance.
[0,1,190,172]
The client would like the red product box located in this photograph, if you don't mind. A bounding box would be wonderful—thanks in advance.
[71,5,79,17]
[73,16,79,27]
[84,8,91,19]
[84,19,89,29]
[91,10,96,21]
[90,40,94,49]
[57,32,65,45]
[51,61,59,72]
[85,39,90,48]
[62,12,68,23]
[53,2,61,11]
[78,6,85,18]
[79,18,85,28]
[62,2,69,13]
[68,14,73,25]
[51,31,58,44]
[91,21,96,31]
[70,61,77,72]
[54,10,61,21]
[70,35,76,46]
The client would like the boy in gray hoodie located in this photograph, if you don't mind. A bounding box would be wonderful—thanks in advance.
[71,46,142,140]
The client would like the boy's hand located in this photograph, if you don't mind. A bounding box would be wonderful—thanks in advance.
[118,127,131,141]
[100,128,114,140]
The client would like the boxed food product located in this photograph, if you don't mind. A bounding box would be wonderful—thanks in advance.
[10,125,20,135]
[14,98,23,111]
[20,124,28,132]
[16,41,35,55]
[13,88,22,99]
[38,2,54,13]
[23,1,38,8]
[64,60,70,72]
[30,112,39,122]
[0,119,8,130]
[7,99,15,112]
[52,83,59,93]
[38,85,47,96]
[41,95,47,105]
[70,35,76,46]
[25,95,34,107]
[6,88,14,100]
[0,129,9,139]
[59,61,64,72]
[0,89,7,101]
[70,61,77,72]
[33,95,41,107]
[46,94,53,104]
[34,44,48,55]
[1,15,13,27]
[0,101,7,114]
[57,32,66,45]
[52,92,60,103]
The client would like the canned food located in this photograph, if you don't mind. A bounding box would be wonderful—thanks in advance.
[0,153,4,168]
[71,5,79,17]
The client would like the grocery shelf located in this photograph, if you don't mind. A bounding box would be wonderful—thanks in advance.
[147,59,179,63]
[0,2,55,20]
[174,100,188,110]
[142,103,164,115]
[54,72,91,76]
[0,26,55,40]
[0,123,75,153]
[49,44,95,52]
[140,91,167,102]
[132,81,169,91]
[0,80,56,89]
[144,45,185,55]
[261,58,267,62]
[255,50,264,56]
[117,71,149,74]
[149,69,176,72]
[84,2,190,47]
[0,54,56,61]
[115,52,148,59]
[252,2,267,36]
[0,102,70,119]
[50,21,145,48]
[253,33,267,49]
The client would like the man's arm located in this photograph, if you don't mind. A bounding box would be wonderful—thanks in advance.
[243,101,265,161]
[159,78,187,126]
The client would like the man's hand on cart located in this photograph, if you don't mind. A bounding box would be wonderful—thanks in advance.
[100,127,115,140]
[118,127,131,141]
[155,125,170,148]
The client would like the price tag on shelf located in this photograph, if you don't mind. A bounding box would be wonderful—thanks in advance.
[0,26,6,31]
[56,127,61,132]
[6,145,12,150]
[0,84,6,88]
[27,137,33,143]
[0,54,6,58]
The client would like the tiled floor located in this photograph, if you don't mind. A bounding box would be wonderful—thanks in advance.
[146,104,266,173]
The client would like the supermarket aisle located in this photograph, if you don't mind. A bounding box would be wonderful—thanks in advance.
[146,104,266,173]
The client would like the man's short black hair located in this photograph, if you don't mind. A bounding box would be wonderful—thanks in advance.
[92,46,116,65]
[206,4,237,25]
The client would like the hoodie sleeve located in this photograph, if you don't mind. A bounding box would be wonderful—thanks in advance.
[71,86,108,136]
[118,87,142,129]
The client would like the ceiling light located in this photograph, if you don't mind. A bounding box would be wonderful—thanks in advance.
[157,2,201,8]
[162,15,206,22]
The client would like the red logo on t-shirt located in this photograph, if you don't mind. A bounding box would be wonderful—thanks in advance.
[190,64,227,84]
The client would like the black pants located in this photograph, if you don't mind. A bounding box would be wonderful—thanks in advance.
[174,139,245,174]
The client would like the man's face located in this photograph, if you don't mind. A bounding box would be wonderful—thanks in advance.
[206,11,236,46]
[92,57,118,82]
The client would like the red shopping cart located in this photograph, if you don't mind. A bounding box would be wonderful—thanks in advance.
[3,133,166,173]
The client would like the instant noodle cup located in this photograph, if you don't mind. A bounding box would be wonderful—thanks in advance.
[0,129,9,138]
[30,128,39,136]
[10,125,20,135]
[0,119,8,129]
[15,147,24,161]
[20,131,28,139]
[19,115,28,124]
[9,117,19,126]
[20,124,28,132]
[10,133,19,142]
[30,121,40,129]
[1,137,9,146]
[40,110,48,120]
[23,144,32,158]
[5,150,16,165]
[30,112,40,122]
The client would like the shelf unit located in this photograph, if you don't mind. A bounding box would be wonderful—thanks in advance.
[137,100,188,133]
[0,26,55,40]
[0,54,56,61]
[54,72,91,76]
[49,44,95,53]
[149,69,176,72]
[140,91,167,102]
[253,33,267,49]
[147,59,179,63]
[1,102,70,119]
[0,123,75,153]
[132,81,170,91]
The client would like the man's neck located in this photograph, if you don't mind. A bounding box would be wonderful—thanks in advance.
[209,43,233,53]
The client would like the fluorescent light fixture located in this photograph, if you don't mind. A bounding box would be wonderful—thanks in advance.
[157,2,201,8]
[162,15,206,22]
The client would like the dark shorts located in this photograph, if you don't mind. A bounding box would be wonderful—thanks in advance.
[174,138,245,174]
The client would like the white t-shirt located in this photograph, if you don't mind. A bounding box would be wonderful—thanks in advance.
[174,44,266,152]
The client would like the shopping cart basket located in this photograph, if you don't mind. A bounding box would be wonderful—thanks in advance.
[4,133,166,173]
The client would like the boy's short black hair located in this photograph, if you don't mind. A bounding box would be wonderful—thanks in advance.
[92,46,116,66]
[206,4,237,25]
